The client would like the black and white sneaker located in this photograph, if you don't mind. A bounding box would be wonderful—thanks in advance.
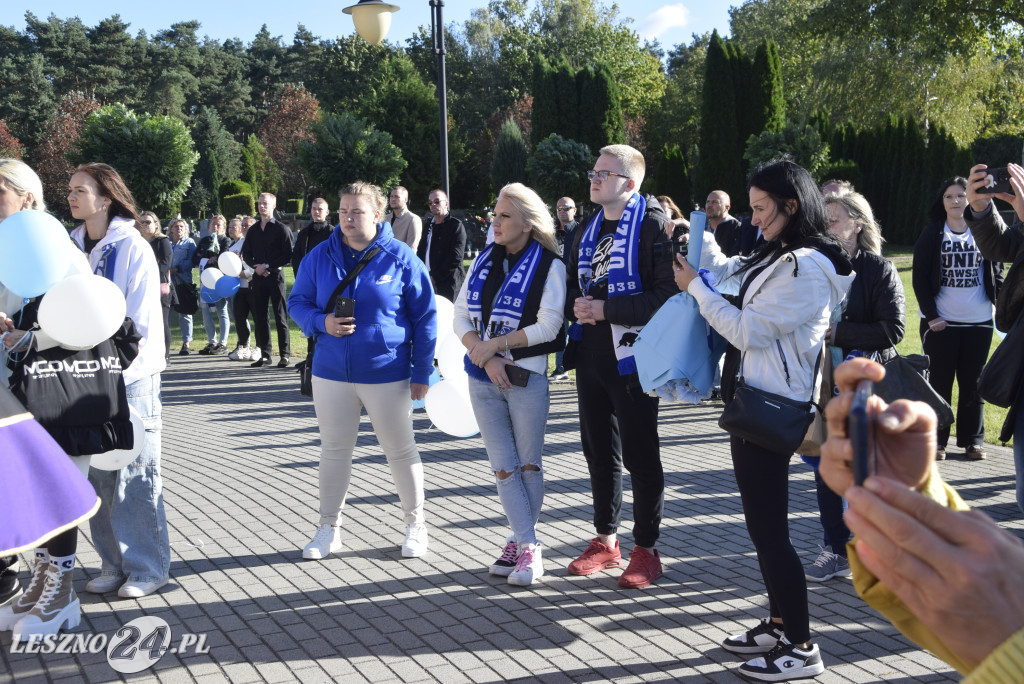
[722,618,785,655]
[738,638,825,682]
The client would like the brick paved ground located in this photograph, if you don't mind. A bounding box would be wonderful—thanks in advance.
[3,355,1021,683]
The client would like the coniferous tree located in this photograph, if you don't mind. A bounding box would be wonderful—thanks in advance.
[576,62,624,152]
[698,31,743,207]
[530,54,559,147]
[491,118,529,194]
[653,144,692,210]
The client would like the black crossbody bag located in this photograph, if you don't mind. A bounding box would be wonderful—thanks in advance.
[300,248,381,397]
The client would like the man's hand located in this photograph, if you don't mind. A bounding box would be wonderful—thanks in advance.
[820,357,936,498]
[844,476,1024,668]
[255,264,269,277]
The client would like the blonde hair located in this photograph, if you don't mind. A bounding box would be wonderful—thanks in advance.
[210,213,226,231]
[599,144,645,188]
[340,181,386,214]
[139,211,162,234]
[825,191,883,255]
[0,158,45,211]
[496,183,558,254]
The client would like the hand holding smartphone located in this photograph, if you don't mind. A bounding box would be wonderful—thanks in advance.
[850,379,876,486]
[979,167,1015,196]
[334,296,355,319]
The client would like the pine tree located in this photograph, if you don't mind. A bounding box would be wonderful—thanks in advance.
[577,62,625,153]
[530,54,559,147]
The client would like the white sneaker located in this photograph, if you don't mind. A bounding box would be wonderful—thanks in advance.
[85,571,125,594]
[228,345,246,361]
[508,542,544,586]
[401,523,429,558]
[118,579,168,598]
[303,525,342,560]
[250,346,260,361]
[738,638,826,681]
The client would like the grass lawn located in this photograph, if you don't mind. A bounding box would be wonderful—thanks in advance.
[172,250,1011,446]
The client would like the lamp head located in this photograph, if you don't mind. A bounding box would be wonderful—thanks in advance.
[343,0,400,45]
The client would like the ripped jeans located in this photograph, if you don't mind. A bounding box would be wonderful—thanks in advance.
[468,374,549,546]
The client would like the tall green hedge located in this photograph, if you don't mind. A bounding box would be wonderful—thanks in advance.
[822,116,972,245]
[222,193,255,218]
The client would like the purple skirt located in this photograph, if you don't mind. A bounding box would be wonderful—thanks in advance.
[0,387,99,556]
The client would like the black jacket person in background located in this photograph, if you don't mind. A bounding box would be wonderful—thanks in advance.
[242,192,293,368]
[417,189,466,301]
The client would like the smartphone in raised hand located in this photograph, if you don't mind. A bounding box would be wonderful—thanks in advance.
[850,379,876,486]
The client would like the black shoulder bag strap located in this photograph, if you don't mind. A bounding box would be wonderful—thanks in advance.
[322,247,381,316]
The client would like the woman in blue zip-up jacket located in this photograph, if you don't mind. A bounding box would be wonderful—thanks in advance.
[289,181,437,562]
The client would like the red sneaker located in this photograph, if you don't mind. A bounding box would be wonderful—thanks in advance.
[617,546,663,588]
[568,538,622,575]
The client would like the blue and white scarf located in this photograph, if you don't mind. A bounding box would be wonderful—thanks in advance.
[570,192,646,375]
[463,240,544,382]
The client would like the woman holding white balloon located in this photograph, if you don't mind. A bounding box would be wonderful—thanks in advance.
[288,181,437,561]
[67,162,170,601]
[453,182,566,587]
[194,214,232,355]
[0,159,140,639]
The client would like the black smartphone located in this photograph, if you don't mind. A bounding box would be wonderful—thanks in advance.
[334,297,355,318]
[980,167,1015,195]
[505,365,531,387]
[673,238,688,260]
[850,379,875,486]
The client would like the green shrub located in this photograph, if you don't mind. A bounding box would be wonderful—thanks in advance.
[819,159,862,190]
[219,179,252,202]
[285,198,304,214]
[222,193,255,218]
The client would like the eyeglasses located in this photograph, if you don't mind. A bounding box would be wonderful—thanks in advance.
[428,198,446,206]
[557,205,575,211]
[943,193,967,201]
[587,170,629,182]
[139,219,153,225]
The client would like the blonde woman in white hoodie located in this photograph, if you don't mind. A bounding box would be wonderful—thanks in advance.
[67,163,170,600]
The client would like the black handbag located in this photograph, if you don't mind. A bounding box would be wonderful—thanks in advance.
[171,276,199,316]
[300,247,380,398]
[978,313,1024,409]
[718,341,821,455]
[875,350,955,428]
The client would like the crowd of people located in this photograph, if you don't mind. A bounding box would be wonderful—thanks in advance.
[2,144,1023,682]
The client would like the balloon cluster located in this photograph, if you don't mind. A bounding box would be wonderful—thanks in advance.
[0,211,126,349]
[422,295,479,438]
[199,252,243,304]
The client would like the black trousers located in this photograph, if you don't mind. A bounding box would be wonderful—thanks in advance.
[575,346,664,548]
[920,319,992,448]
[232,287,254,347]
[732,435,810,644]
[251,272,290,359]
[161,302,171,358]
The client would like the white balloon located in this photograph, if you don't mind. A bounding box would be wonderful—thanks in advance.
[37,274,127,350]
[436,333,467,379]
[434,295,455,344]
[200,267,223,289]
[65,248,92,277]
[424,378,479,438]
[218,251,243,278]
[91,405,145,471]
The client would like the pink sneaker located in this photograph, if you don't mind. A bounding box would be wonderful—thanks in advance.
[617,546,663,588]
[567,538,622,576]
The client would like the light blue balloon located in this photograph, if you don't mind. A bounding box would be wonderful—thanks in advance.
[0,210,74,298]
[200,285,219,304]
[214,275,240,298]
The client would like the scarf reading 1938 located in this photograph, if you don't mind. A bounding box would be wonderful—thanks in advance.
[570,192,646,375]
[463,240,544,382]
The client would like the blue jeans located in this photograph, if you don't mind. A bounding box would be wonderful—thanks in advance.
[201,298,230,346]
[88,374,171,584]
[1014,407,1024,515]
[468,374,549,545]
[176,312,193,344]
[814,469,849,553]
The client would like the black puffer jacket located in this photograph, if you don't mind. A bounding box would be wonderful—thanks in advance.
[833,250,906,362]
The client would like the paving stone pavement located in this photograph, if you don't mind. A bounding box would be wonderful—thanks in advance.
[3,355,1021,683]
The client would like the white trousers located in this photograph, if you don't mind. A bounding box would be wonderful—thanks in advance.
[311,376,425,528]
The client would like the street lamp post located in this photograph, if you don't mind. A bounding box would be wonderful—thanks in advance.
[343,0,450,198]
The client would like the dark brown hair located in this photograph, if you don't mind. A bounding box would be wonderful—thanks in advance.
[73,162,141,225]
